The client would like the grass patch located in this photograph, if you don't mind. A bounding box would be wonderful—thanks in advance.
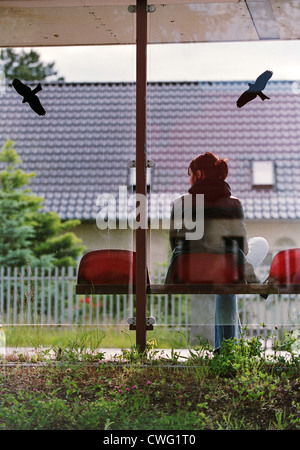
[0,333,299,430]
[3,324,189,349]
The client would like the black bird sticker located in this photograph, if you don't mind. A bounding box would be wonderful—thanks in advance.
[236,70,273,108]
[12,78,46,116]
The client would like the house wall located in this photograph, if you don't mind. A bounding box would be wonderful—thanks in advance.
[73,222,171,271]
[246,220,300,251]
[74,219,300,272]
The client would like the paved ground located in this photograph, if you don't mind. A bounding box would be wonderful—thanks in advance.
[0,346,292,362]
[0,347,199,361]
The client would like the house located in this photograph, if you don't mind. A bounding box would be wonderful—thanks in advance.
[0,79,300,276]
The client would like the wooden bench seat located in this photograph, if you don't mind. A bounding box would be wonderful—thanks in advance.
[76,248,300,296]
[75,282,300,295]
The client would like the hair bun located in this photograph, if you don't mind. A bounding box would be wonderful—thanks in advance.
[188,152,228,181]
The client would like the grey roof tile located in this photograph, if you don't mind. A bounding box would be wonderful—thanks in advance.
[0,80,299,220]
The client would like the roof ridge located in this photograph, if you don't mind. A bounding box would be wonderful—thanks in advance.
[20,79,293,87]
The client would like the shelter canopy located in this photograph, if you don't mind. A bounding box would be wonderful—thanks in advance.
[1,0,300,47]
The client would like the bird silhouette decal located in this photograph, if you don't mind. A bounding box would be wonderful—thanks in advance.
[12,78,46,116]
[236,70,273,108]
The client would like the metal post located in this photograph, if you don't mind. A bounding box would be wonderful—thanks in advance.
[135,0,148,352]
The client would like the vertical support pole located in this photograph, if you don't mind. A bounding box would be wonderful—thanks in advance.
[135,0,148,352]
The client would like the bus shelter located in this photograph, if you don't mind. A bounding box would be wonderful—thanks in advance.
[1,1,300,351]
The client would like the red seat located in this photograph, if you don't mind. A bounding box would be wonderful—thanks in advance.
[268,248,300,285]
[169,252,244,284]
[77,250,149,285]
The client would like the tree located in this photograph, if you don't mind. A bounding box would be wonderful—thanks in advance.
[0,48,64,82]
[0,139,85,268]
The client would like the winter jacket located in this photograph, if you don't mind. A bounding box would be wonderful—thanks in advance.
[165,178,250,283]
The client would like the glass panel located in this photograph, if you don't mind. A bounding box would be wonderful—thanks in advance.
[0,5,137,348]
[0,4,136,47]
[1,1,300,352]
[147,0,300,43]
[148,2,300,351]
[149,2,258,43]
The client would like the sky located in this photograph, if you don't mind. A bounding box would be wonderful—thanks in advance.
[31,39,300,84]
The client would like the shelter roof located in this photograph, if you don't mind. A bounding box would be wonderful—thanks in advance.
[1,1,297,46]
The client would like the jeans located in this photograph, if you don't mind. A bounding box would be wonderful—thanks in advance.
[214,237,269,351]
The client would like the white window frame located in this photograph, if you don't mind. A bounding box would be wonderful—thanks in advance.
[252,161,275,187]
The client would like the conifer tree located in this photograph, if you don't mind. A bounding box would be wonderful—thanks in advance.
[0,48,64,82]
[0,139,84,268]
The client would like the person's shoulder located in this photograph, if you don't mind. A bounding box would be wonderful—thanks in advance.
[229,195,242,204]
[227,195,244,210]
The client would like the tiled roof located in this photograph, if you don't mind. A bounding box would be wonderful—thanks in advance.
[0,80,299,220]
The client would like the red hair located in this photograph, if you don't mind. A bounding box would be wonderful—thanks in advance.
[189,152,228,181]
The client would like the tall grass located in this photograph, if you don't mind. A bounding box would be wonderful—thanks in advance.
[0,334,299,430]
[3,324,190,350]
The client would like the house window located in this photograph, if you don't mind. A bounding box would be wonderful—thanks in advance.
[128,167,152,191]
[252,161,275,187]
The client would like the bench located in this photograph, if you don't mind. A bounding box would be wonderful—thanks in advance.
[75,283,281,295]
[75,248,300,332]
